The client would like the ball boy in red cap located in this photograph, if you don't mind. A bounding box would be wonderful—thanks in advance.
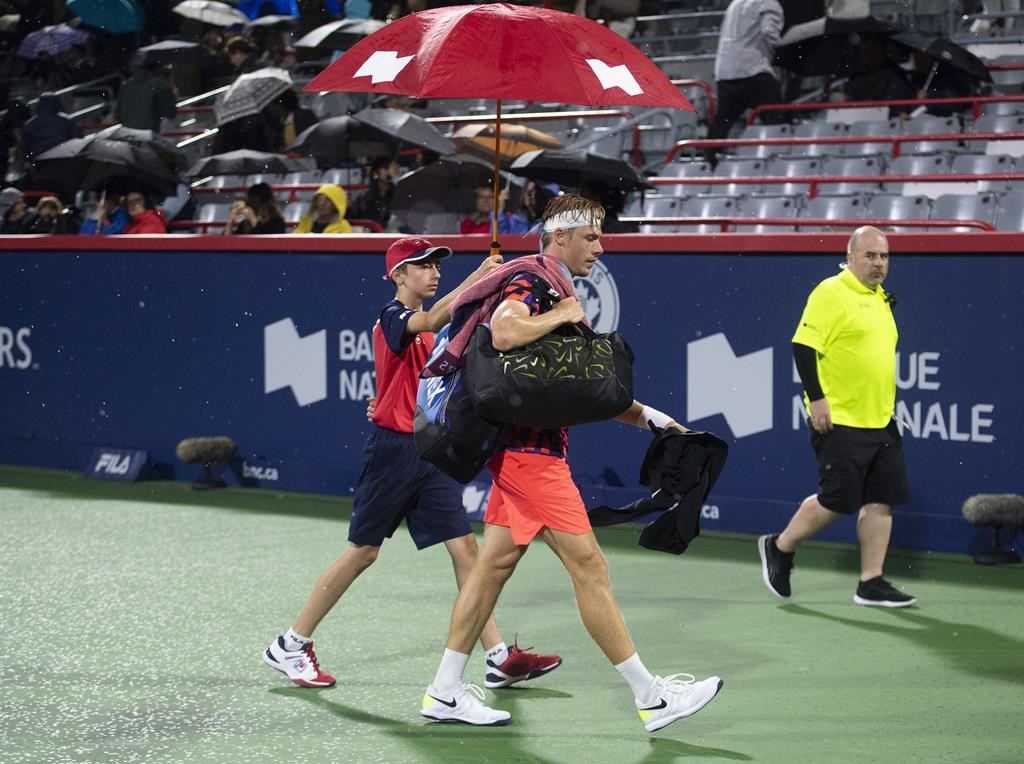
[262,238,562,694]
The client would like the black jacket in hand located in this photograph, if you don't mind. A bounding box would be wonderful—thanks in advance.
[589,428,728,555]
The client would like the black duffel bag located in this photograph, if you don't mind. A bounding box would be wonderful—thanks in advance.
[464,323,634,428]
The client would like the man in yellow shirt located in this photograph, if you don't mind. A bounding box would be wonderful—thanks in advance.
[758,226,915,607]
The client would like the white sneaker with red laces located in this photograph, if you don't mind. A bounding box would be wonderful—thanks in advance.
[262,636,336,688]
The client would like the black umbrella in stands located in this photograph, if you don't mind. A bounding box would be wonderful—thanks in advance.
[508,149,650,192]
[891,31,992,83]
[775,15,899,77]
[94,125,190,171]
[293,18,385,51]
[287,110,454,164]
[391,154,521,233]
[186,149,308,178]
[132,39,200,67]
[352,107,455,156]
[33,136,180,197]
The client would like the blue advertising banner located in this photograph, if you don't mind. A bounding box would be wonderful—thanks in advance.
[1,238,1021,555]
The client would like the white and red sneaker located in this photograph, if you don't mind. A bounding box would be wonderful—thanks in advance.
[262,636,336,688]
[484,640,562,689]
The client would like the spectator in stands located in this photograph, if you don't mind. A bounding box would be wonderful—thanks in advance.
[268,89,317,152]
[0,100,30,183]
[580,179,637,234]
[124,191,168,234]
[294,184,353,234]
[22,195,80,234]
[80,192,129,235]
[1,187,28,234]
[198,30,226,92]
[225,37,262,75]
[843,37,916,116]
[19,93,82,163]
[511,179,558,233]
[908,50,976,117]
[349,157,398,229]
[708,0,785,162]
[61,44,96,86]
[213,110,278,153]
[116,63,177,133]
[223,182,286,234]
[460,185,514,235]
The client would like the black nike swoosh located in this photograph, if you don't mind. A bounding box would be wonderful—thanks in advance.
[428,694,457,708]
[639,698,668,711]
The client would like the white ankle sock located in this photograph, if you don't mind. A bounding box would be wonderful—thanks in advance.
[284,628,310,652]
[615,653,656,701]
[432,648,470,692]
[484,642,509,666]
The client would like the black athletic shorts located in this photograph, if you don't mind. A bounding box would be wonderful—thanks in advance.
[809,418,910,515]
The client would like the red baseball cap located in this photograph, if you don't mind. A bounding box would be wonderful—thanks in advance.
[384,237,453,280]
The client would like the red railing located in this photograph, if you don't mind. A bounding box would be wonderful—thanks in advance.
[619,217,995,232]
[748,95,1024,124]
[668,131,1024,163]
[671,79,716,123]
[169,217,384,233]
[649,172,1024,200]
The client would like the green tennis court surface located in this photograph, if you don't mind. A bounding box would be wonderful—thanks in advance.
[1,465,1021,764]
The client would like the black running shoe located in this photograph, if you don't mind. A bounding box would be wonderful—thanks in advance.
[854,577,917,608]
[758,534,794,599]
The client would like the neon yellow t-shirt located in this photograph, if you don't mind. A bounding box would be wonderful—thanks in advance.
[791,267,897,429]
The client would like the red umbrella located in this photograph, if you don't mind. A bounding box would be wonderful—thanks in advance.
[304,2,692,250]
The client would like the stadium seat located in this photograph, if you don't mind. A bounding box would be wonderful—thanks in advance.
[675,195,740,233]
[901,116,962,155]
[584,127,628,159]
[968,114,1024,154]
[736,124,794,158]
[713,158,766,194]
[995,190,1024,230]
[801,195,869,231]
[735,195,799,232]
[765,157,826,195]
[930,193,998,232]
[865,194,931,232]
[980,100,1024,118]
[846,119,902,156]
[883,154,951,194]
[791,121,848,158]
[643,196,681,217]
[658,160,712,195]
[282,202,306,224]
[321,167,361,186]
[950,153,1015,191]
[821,155,887,195]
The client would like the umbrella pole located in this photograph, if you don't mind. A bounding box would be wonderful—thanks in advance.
[490,98,502,258]
[921,61,939,95]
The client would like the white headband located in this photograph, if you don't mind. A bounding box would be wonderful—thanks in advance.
[542,209,602,233]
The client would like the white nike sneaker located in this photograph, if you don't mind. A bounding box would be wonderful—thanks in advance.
[420,682,511,726]
[262,636,336,688]
[636,673,724,733]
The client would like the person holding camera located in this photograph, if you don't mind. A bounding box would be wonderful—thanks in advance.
[223,183,285,235]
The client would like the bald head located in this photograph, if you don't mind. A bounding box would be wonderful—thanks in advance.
[846,226,890,288]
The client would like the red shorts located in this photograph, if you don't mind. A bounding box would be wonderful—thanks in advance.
[484,450,591,545]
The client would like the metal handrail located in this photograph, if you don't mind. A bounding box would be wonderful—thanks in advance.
[618,217,995,232]
[649,172,1022,200]
[671,79,715,123]
[669,131,1024,163]
[748,94,1024,124]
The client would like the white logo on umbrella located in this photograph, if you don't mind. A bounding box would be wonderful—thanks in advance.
[354,50,415,84]
[585,59,643,96]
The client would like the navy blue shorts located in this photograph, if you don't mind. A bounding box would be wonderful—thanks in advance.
[348,426,471,549]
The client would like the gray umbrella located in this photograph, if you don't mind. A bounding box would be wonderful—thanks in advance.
[293,18,385,51]
[132,39,200,67]
[352,108,455,157]
[94,126,190,170]
[213,67,292,126]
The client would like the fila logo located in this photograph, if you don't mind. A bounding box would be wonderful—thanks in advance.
[687,333,773,438]
[96,452,132,475]
[264,318,328,407]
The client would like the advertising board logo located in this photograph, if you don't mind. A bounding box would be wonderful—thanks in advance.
[0,326,32,369]
[687,333,773,438]
[264,318,327,406]
[243,461,279,481]
[573,260,620,333]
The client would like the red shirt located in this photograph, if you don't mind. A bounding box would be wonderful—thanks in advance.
[371,299,433,433]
